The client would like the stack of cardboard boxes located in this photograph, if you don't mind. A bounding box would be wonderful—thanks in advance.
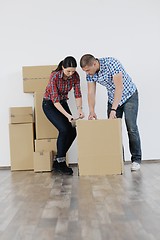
[9,64,124,176]
[9,107,34,171]
[9,65,58,172]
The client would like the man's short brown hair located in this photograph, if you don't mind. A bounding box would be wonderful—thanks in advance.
[80,54,96,68]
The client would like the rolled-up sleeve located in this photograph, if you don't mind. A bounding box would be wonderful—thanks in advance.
[47,74,60,103]
[73,73,82,98]
[50,76,60,103]
[108,58,122,76]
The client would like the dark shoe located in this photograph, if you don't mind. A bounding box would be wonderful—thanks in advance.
[52,160,59,169]
[53,161,73,175]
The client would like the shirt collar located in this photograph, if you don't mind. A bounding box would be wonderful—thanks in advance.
[59,70,72,80]
[97,58,103,73]
[94,58,105,77]
[59,70,63,78]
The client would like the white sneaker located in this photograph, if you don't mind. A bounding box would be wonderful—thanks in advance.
[131,162,140,171]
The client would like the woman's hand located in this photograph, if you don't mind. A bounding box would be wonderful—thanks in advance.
[77,109,85,119]
[67,114,74,122]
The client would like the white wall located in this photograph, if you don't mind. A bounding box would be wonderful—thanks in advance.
[1,0,160,166]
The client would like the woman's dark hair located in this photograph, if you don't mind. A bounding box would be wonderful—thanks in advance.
[54,56,77,72]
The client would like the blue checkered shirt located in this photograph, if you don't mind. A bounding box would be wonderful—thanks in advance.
[86,57,137,106]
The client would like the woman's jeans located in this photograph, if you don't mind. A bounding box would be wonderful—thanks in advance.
[42,99,77,161]
[108,90,142,163]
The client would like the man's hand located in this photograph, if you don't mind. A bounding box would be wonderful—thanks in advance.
[109,110,117,119]
[88,112,97,120]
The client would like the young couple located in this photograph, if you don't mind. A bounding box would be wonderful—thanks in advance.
[42,55,142,175]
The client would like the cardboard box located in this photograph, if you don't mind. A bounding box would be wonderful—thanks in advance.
[33,151,53,172]
[9,123,34,171]
[35,139,57,152]
[77,119,123,176]
[9,107,33,124]
[34,139,69,163]
[22,65,57,93]
[34,91,58,139]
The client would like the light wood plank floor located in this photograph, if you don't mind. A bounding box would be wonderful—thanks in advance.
[0,162,160,240]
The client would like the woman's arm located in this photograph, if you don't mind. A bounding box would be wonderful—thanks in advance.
[54,102,73,122]
[75,97,84,118]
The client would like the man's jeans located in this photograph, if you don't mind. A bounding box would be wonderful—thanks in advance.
[42,99,77,159]
[108,90,142,163]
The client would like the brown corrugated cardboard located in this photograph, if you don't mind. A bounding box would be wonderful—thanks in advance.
[34,138,69,164]
[77,119,123,176]
[9,107,33,124]
[35,139,57,152]
[9,123,34,171]
[34,91,58,139]
[33,151,53,172]
[22,65,57,93]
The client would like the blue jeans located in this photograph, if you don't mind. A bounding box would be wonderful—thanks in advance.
[42,99,77,159]
[108,90,142,163]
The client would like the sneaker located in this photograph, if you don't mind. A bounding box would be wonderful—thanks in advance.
[131,162,140,171]
[53,161,73,175]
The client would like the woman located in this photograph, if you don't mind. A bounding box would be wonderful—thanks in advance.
[42,56,84,175]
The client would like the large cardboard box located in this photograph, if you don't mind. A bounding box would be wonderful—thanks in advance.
[9,123,34,171]
[9,107,33,124]
[33,151,53,172]
[77,119,123,176]
[34,91,58,139]
[22,65,57,93]
[34,139,69,163]
[35,139,57,152]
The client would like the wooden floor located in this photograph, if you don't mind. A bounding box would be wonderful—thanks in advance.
[0,162,160,240]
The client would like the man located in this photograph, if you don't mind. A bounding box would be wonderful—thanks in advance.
[80,54,142,171]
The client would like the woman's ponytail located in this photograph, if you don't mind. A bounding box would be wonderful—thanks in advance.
[52,60,63,72]
[52,56,77,73]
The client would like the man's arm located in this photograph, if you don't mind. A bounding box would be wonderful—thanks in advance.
[109,72,123,119]
[88,82,97,119]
